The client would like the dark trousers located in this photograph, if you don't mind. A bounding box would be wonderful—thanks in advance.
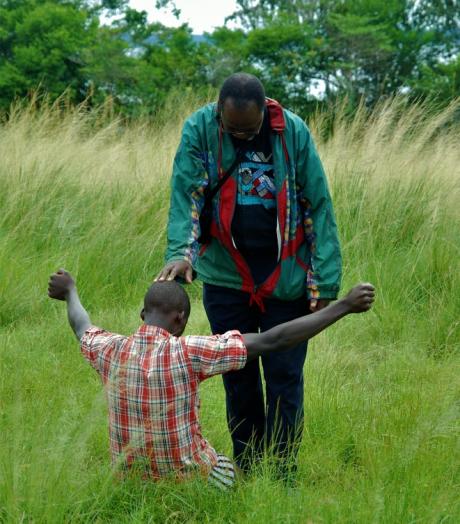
[203,283,309,472]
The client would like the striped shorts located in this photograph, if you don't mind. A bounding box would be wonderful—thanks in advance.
[208,454,236,490]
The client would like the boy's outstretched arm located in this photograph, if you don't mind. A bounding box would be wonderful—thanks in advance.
[242,283,375,360]
[48,269,91,341]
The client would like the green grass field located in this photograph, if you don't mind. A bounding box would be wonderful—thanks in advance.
[1,97,459,523]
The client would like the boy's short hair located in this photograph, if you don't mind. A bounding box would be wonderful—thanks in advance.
[144,281,191,318]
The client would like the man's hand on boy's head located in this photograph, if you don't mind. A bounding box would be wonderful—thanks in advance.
[48,269,76,301]
[155,260,194,284]
[343,283,375,313]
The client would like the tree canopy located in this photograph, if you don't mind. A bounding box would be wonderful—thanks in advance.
[0,0,458,116]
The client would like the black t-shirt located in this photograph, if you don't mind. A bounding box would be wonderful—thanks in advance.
[230,111,278,285]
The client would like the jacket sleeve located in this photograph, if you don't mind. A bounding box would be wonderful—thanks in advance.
[165,118,208,266]
[295,121,342,300]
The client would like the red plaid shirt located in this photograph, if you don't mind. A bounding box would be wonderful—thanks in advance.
[81,324,246,478]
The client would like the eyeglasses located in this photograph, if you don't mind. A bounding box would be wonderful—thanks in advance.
[220,111,264,138]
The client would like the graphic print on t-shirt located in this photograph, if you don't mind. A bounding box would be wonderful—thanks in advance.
[236,150,276,208]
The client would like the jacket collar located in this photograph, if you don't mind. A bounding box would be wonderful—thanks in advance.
[265,98,286,133]
[213,98,286,133]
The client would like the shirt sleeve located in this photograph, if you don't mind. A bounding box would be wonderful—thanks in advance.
[166,117,208,266]
[294,117,342,300]
[183,330,247,381]
[80,326,122,374]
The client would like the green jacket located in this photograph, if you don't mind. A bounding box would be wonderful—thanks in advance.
[166,99,341,305]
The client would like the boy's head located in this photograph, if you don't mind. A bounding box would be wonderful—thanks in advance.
[141,281,191,336]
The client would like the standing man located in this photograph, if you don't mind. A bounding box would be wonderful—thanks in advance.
[157,73,342,475]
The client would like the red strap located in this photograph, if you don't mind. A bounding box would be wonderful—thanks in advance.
[249,292,266,313]
[217,123,223,176]
[280,132,290,164]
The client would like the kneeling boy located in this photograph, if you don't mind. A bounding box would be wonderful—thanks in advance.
[48,270,374,488]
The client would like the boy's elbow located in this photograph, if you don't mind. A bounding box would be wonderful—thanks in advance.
[245,334,270,359]
[258,332,284,355]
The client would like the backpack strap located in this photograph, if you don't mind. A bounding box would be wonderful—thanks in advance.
[206,148,245,201]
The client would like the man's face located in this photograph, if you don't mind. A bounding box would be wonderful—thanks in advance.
[220,98,264,141]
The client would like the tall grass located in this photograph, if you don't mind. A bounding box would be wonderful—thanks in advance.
[0,96,459,523]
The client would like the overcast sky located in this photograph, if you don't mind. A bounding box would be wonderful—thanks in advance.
[128,0,239,33]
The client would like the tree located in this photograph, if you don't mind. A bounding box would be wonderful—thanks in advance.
[1,0,458,116]
[227,0,460,111]
[0,1,97,106]
[0,1,209,115]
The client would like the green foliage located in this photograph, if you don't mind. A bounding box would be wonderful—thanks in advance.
[199,27,249,87]
[0,0,209,116]
[0,0,459,117]
[411,55,460,100]
[228,0,460,111]
[0,0,97,106]
[142,25,206,104]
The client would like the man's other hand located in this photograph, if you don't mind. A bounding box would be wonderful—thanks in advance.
[343,283,375,313]
[48,269,75,301]
[155,260,193,284]
[309,298,332,312]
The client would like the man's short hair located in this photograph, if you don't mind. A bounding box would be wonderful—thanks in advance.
[218,73,265,111]
[144,281,191,318]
